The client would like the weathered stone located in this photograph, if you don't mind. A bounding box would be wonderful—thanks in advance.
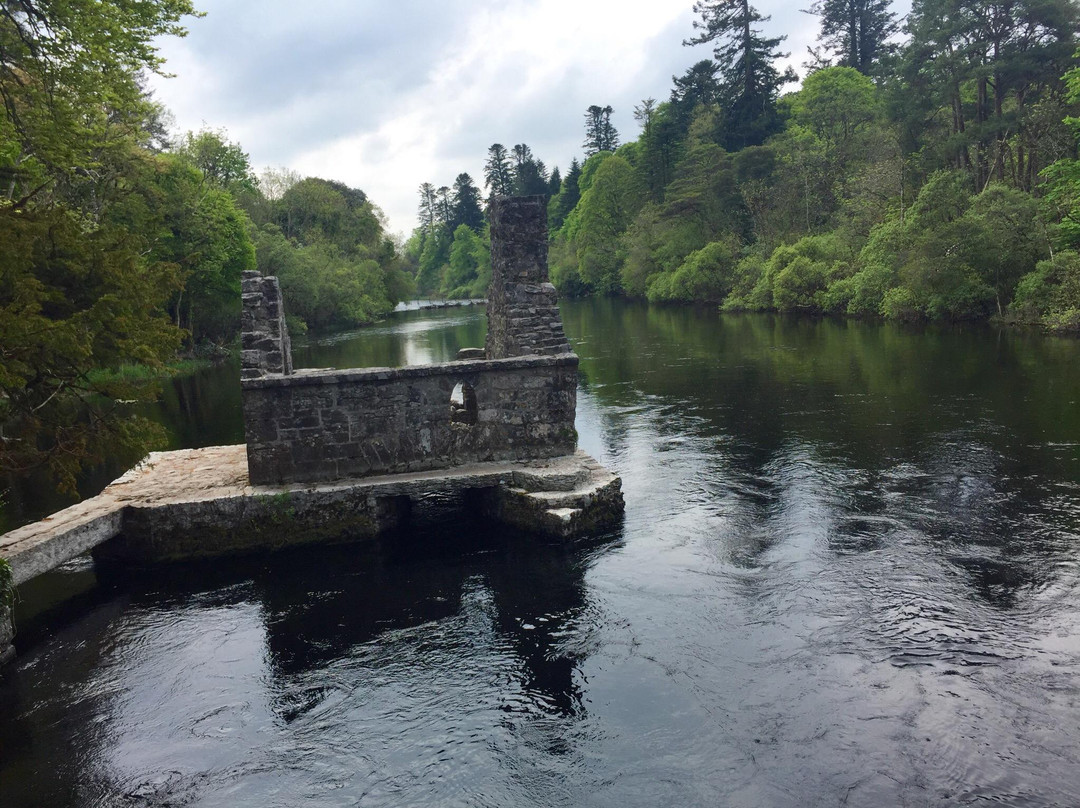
[240,270,293,378]
[0,197,626,670]
[485,196,571,359]
[0,446,624,576]
[0,601,14,666]
[243,354,579,485]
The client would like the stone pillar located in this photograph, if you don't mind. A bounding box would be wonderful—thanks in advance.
[485,195,572,359]
[241,271,293,379]
[0,600,14,667]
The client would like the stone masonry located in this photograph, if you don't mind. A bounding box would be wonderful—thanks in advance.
[240,195,581,486]
[243,355,578,485]
[241,271,292,379]
[0,197,625,667]
[485,195,571,359]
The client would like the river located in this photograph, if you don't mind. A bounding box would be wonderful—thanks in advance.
[2,300,1079,806]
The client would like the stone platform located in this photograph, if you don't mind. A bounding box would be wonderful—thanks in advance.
[0,195,626,668]
[0,444,622,664]
[1,444,622,582]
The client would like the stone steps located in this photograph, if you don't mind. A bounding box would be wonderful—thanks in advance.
[494,459,623,538]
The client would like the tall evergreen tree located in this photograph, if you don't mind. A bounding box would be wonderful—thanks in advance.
[901,0,1079,188]
[512,144,550,194]
[670,59,724,141]
[584,105,620,154]
[451,172,485,232]
[548,165,562,196]
[684,0,797,148]
[435,186,453,227]
[671,61,723,114]
[417,182,437,233]
[484,143,514,197]
[512,143,534,170]
[806,0,897,75]
[551,157,582,230]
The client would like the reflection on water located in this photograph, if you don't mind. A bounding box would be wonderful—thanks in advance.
[3,300,1080,806]
[292,307,487,371]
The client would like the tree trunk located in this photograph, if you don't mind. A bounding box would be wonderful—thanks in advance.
[848,0,859,68]
[977,75,989,189]
[994,67,1006,183]
[742,0,753,100]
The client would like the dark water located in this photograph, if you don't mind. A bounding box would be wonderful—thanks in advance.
[2,301,1080,807]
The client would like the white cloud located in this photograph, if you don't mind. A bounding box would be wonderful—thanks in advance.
[150,0,912,238]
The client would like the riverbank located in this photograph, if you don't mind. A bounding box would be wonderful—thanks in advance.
[554,292,1080,337]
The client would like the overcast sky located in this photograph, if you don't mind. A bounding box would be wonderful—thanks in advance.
[149,0,911,239]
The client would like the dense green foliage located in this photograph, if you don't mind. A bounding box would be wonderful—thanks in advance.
[533,0,1080,335]
[1,0,197,488]
[1,2,409,488]
[246,173,413,333]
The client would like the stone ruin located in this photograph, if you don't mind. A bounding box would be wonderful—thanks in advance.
[0,196,623,668]
[239,195,585,486]
[241,270,292,379]
[485,195,571,359]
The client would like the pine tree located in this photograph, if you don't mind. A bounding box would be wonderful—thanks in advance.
[548,166,562,196]
[511,144,551,194]
[806,0,897,74]
[684,0,797,148]
[417,182,437,233]
[551,158,582,230]
[670,60,723,136]
[435,186,453,227]
[583,105,619,155]
[901,0,1079,188]
[484,143,514,197]
[451,173,485,232]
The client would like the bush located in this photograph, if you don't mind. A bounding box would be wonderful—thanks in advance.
[647,240,738,303]
[1010,251,1080,332]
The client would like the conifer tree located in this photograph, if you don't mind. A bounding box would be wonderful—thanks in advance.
[548,165,562,196]
[806,0,897,74]
[451,173,485,232]
[483,143,514,197]
[417,183,437,233]
[584,105,619,154]
[684,0,796,148]
[550,158,582,230]
[435,186,453,227]
[511,144,550,194]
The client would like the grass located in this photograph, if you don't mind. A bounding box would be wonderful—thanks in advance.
[86,358,214,385]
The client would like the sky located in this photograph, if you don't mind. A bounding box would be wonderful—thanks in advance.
[148,0,911,239]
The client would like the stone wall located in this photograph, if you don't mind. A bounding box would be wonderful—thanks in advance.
[243,354,578,485]
[485,195,571,359]
[241,270,292,379]
[0,601,13,666]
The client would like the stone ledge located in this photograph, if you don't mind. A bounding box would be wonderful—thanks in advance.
[242,352,579,390]
[0,445,623,582]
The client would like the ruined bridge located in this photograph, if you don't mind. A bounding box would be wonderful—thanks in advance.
[0,196,623,666]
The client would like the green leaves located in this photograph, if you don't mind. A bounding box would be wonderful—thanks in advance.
[1,0,199,194]
[0,205,181,490]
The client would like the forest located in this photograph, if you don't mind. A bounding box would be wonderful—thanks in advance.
[0,1,412,488]
[414,0,1080,335]
[3,0,1080,489]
